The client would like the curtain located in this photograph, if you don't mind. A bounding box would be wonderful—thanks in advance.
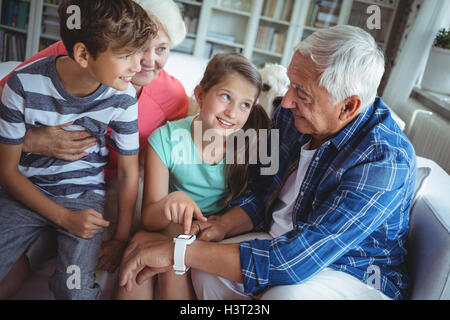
[382,0,450,109]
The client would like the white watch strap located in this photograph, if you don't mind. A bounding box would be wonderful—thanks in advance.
[173,240,189,275]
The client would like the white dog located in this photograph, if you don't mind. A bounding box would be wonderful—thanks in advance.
[258,63,290,117]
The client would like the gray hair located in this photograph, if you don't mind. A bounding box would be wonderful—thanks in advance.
[134,0,186,48]
[295,25,385,113]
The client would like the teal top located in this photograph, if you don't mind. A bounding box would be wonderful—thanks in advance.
[148,115,228,216]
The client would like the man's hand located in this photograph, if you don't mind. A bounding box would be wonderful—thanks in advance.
[23,121,97,161]
[60,208,110,239]
[97,239,128,273]
[163,191,207,234]
[119,239,174,292]
[191,215,228,242]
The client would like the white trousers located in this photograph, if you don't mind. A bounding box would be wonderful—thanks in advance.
[191,232,391,300]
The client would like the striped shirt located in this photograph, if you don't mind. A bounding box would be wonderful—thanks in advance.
[0,55,139,198]
[231,97,417,300]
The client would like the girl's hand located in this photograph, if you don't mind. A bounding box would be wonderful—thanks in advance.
[61,208,110,239]
[163,191,207,234]
[23,121,97,161]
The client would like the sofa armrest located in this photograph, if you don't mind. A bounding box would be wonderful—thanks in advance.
[407,156,450,300]
[0,61,22,82]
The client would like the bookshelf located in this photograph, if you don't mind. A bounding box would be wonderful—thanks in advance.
[0,0,398,67]
[0,0,35,61]
[175,0,203,54]
[0,0,61,62]
[173,0,356,67]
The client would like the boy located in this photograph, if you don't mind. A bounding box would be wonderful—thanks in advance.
[0,0,156,299]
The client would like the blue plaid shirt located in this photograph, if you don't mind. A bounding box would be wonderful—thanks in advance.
[231,97,416,300]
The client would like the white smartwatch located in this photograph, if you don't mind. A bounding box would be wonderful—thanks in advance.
[173,234,196,275]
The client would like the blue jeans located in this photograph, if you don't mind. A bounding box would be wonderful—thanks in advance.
[0,190,105,300]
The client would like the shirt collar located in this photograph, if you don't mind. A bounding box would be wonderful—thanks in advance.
[328,97,383,151]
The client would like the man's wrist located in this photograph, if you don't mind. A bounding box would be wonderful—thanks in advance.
[220,206,251,237]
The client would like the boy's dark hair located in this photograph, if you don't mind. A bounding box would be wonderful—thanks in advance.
[58,0,157,59]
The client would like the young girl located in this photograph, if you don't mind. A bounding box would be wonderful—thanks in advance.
[115,53,271,300]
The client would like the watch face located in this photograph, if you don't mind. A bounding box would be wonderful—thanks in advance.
[176,234,194,240]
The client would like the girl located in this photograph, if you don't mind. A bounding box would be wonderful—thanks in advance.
[116,53,271,300]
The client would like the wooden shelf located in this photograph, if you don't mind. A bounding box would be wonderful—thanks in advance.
[206,37,244,49]
[212,6,251,17]
[353,0,396,9]
[253,47,283,58]
[0,24,27,34]
[3,0,397,66]
[177,0,202,7]
[260,16,290,26]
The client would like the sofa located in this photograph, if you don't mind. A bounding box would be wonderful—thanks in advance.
[0,52,449,300]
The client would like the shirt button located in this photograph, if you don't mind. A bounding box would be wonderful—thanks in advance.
[315,157,320,161]
[300,191,304,196]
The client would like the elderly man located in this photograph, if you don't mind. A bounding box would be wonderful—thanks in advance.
[119,25,416,300]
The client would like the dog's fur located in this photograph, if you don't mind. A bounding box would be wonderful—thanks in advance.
[258,63,290,117]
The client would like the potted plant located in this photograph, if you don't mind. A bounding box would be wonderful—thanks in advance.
[421,28,450,95]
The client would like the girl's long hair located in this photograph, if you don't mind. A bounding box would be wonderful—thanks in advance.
[224,103,271,206]
[198,53,272,207]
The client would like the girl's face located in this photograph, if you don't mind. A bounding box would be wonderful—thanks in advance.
[195,73,258,136]
[131,24,170,89]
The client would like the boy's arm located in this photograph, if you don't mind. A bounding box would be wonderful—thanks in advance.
[0,143,70,226]
[0,143,109,239]
[114,153,139,241]
[98,153,140,272]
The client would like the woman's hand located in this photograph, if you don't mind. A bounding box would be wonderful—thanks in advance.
[23,121,97,161]
[163,191,207,234]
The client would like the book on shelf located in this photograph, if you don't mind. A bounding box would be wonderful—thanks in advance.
[307,0,341,27]
[207,31,235,43]
[1,0,30,30]
[44,0,62,5]
[183,16,198,34]
[0,29,26,61]
[280,0,293,21]
[262,0,293,21]
[369,0,397,8]
[204,42,242,59]
[272,0,284,20]
[271,33,286,54]
[43,6,59,18]
[174,37,195,54]
[256,26,286,54]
